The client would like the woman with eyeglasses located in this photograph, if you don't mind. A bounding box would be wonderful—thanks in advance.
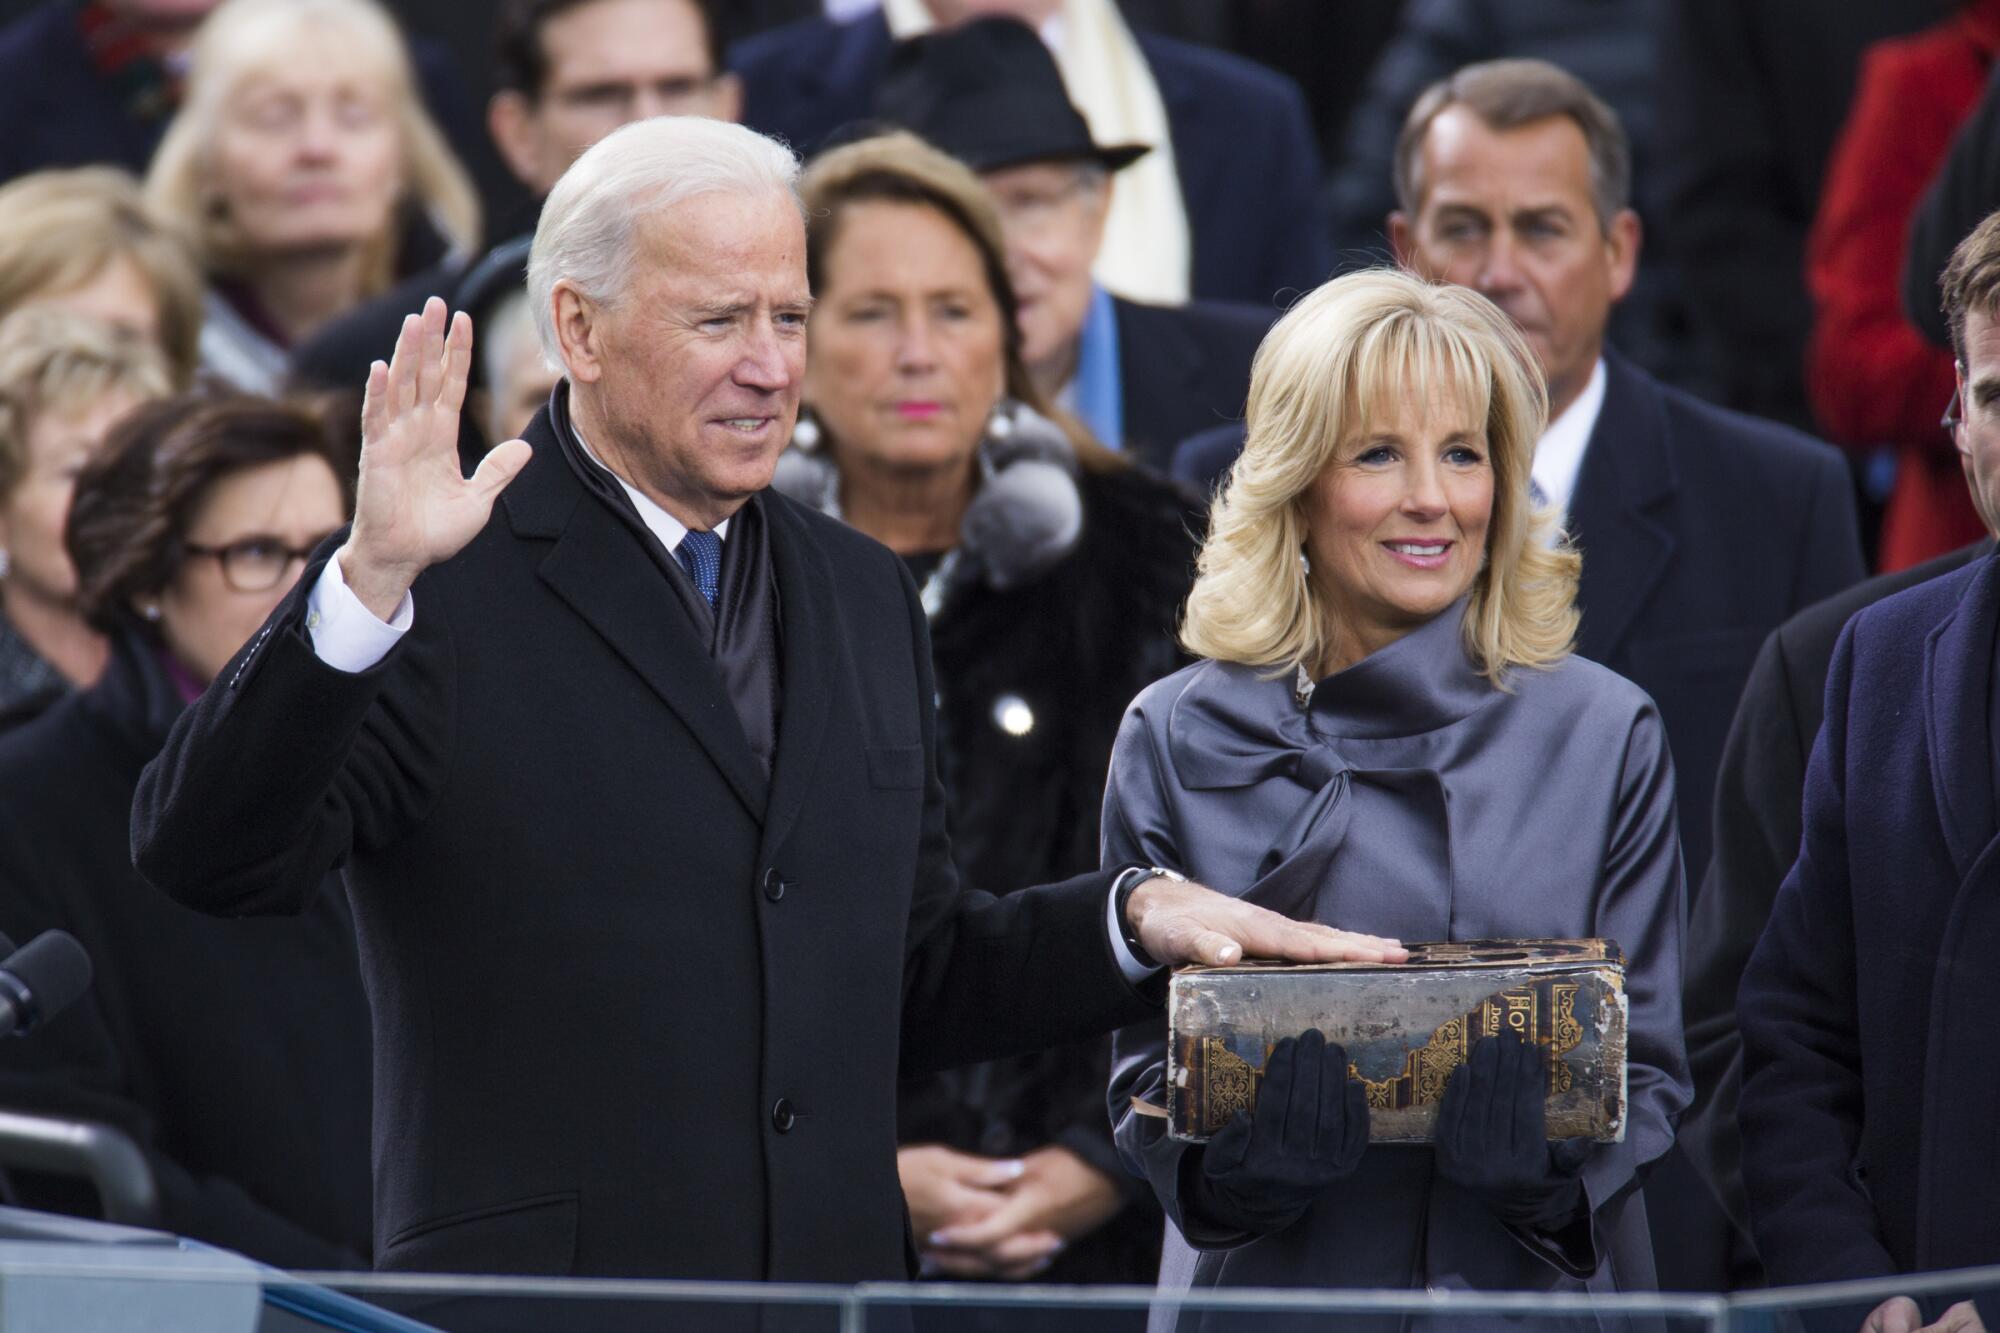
[0,392,373,1267]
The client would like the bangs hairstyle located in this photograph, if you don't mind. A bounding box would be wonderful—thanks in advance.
[0,309,173,505]
[799,130,1117,468]
[1182,267,1578,684]
[67,392,355,631]
[146,0,480,293]
[0,167,204,388]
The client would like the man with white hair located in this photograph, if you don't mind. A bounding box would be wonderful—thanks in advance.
[129,116,1397,1283]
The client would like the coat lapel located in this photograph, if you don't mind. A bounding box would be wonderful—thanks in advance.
[505,420,770,822]
[757,494,835,859]
[1921,553,2000,879]
[1568,352,1679,665]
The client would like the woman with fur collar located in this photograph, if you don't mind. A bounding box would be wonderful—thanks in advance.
[773,131,1199,1291]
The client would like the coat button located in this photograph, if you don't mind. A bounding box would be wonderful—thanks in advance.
[771,1098,796,1133]
[762,868,786,902]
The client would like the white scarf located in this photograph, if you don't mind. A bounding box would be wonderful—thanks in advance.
[881,0,1192,304]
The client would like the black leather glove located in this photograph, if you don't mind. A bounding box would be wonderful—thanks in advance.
[1187,1029,1370,1236]
[1434,1032,1592,1233]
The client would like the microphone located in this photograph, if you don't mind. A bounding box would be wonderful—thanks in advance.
[0,931,92,1038]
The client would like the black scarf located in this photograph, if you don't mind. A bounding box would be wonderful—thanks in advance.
[547,382,783,780]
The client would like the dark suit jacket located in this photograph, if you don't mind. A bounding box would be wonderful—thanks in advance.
[1676,541,1986,1286]
[728,13,1331,306]
[1739,552,2000,1282]
[1114,296,1268,472]
[1568,351,1864,883]
[129,406,1156,1282]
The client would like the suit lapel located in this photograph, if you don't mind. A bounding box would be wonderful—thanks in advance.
[1568,352,1679,665]
[1922,554,2000,879]
[516,441,770,822]
[758,495,836,859]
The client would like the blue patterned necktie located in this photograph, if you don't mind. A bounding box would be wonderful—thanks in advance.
[674,528,722,611]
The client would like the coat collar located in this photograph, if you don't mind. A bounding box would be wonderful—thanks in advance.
[1568,347,1680,663]
[1922,550,2000,878]
[1169,596,1496,791]
[505,399,773,820]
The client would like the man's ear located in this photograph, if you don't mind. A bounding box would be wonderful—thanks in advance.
[488,91,543,191]
[1605,208,1642,305]
[552,281,604,385]
[1388,211,1416,268]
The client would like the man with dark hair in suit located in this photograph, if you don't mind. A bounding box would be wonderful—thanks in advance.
[292,0,740,399]
[727,0,1330,308]
[130,115,1394,1289]
[1385,57,1864,1292]
[875,17,1270,474]
[1737,206,2000,1331]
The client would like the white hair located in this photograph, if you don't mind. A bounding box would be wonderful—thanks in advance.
[527,117,803,368]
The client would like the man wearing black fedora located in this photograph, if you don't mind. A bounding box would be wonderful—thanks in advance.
[730,1,1328,310]
[873,16,1275,476]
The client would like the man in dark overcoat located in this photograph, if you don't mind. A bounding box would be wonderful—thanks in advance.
[127,116,1389,1289]
[1738,209,2000,1330]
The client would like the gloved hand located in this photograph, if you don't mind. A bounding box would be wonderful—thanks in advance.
[1434,1032,1592,1233]
[1188,1028,1370,1236]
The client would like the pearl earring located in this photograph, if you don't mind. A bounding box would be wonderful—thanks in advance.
[140,603,161,622]
[1299,549,1311,578]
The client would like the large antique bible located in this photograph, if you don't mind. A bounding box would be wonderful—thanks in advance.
[1162,939,1627,1144]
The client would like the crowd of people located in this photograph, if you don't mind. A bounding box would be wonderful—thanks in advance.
[0,0,1993,1329]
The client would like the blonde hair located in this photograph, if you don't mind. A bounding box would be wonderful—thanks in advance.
[0,309,174,504]
[145,0,480,295]
[1182,267,1579,683]
[800,130,1118,469]
[0,167,204,388]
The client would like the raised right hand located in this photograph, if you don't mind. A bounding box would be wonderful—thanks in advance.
[339,296,534,620]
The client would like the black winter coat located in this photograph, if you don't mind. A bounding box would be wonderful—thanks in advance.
[899,464,1197,1285]
[0,626,371,1266]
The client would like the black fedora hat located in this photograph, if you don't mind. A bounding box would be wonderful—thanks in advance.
[874,17,1150,175]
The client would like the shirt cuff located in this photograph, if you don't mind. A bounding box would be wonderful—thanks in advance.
[306,553,413,674]
[1108,868,1164,984]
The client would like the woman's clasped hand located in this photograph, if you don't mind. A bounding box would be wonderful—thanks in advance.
[1434,1033,1592,1234]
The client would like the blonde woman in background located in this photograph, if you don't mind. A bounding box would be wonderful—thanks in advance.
[146,0,478,393]
[0,167,204,389]
[1104,267,1689,1312]
[0,311,173,725]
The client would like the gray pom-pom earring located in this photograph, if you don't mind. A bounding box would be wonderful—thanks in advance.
[0,548,10,580]
[791,408,822,452]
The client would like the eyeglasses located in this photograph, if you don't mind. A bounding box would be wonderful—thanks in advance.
[990,172,1102,239]
[1944,358,1969,432]
[182,532,340,593]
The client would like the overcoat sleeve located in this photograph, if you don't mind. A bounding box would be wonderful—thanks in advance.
[131,541,453,918]
[893,555,1160,1075]
[1737,624,1900,1284]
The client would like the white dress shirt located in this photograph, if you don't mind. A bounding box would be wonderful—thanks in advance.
[300,432,1156,981]
[1530,356,1608,519]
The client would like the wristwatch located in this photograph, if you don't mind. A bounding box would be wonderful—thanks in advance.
[1114,865,1186,970]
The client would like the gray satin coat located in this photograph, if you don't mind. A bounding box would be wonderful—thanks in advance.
[1104,601,1690,1314]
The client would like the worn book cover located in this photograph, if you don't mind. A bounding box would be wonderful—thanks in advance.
[1164,939,1627,1144]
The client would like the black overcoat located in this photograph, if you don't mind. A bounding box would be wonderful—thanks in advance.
[1739,552,2000,1282]
[130,406,1156,1282]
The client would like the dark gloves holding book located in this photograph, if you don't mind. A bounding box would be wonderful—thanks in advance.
[1435,1032,1592,1234]
[1188,1029,1370,1235]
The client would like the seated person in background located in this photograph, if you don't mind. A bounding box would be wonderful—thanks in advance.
[1738,208,2000,1333]
[875,17,1269,475]
[0,311,172,726]
[729,0,1330,306]
[143,0,479,394]
[1108,267,1689,1298]
[0,167,203,389]
[293,0,739,394]
[0,391,370,1267]
[773,131,1197,1287]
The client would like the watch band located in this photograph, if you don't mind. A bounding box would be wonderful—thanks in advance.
[1115,865,1185,970]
